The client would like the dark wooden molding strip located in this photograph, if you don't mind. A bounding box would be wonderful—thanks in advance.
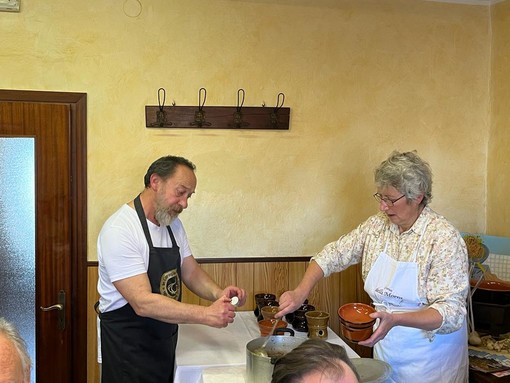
[87,255,311,267]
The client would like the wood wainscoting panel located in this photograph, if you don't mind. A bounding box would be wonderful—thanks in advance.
[252,261,289,300]
[236,262,255,309]
[87,266,100,383]
[287,261,308,291]
[182,262,257,309]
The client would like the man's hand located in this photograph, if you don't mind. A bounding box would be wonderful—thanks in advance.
[204,296,237,328]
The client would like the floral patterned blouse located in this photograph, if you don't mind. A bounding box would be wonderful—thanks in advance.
[312,206,469,334]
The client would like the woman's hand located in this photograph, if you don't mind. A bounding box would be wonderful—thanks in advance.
[275,260,325,319]
[358,307,443,347]
[357,311,397,347]
[275,290,306,319]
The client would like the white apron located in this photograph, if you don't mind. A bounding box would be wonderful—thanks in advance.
[364,221,468,383]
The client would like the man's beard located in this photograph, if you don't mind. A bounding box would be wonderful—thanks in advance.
[154,195,183,226]
[154,207,179,226]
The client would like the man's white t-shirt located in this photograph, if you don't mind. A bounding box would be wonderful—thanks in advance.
[97,203,192,314]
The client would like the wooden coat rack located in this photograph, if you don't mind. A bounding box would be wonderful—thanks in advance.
[145,88,290,130]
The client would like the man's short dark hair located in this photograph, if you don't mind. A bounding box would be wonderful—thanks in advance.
[143,155,196,187]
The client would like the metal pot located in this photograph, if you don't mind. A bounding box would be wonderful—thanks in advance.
[246,329,305,383]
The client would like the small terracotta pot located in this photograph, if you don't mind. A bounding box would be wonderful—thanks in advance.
[258,319,288,336]
[255,293,276,306]
[261,305,279,320]
[254,293,277,320]
[291,304,315,332]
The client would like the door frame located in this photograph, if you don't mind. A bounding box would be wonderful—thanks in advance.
[0,89,87,382]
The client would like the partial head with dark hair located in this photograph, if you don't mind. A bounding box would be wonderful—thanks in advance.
[271,339,360,383]
[143,155,196,188]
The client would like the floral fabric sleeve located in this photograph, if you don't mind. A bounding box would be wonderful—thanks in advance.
[312,215,384,277]
[420,215,469,334]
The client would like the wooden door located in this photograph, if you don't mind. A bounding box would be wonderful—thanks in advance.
[0,90,87,383]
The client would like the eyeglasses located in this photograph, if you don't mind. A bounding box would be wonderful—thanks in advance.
[373,193,405,207]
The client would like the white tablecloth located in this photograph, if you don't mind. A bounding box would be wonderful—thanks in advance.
[175,311,359,383]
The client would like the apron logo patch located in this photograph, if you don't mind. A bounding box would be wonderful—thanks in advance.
[375,287,403,306]
[160,269,180,300]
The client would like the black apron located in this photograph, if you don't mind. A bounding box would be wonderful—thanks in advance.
[100,195,182,383]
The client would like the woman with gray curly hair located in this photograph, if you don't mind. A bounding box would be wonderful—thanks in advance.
[277,150,469,383]
[0,317,31,383]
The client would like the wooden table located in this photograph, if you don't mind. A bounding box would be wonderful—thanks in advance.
[174,310,359,383]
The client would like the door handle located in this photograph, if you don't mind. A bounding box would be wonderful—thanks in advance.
[40,304,63,311]
[40,290,66,331]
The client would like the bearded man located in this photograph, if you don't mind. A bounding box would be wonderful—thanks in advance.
[96,155,246,383]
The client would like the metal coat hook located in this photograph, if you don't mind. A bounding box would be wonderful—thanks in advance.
[158,88,166,108]
[147,88,172,127]
[274,92,285,111]
[199,87,207,111]
[237,88,245,112]
[232,88,249,128]
[191,87,211,127]
[270,92,285,128]
[157,88,169,127]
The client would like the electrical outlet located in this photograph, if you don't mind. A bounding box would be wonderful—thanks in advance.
[0,0,20,12]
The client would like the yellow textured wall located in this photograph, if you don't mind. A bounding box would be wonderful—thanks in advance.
[488,1,510,236]
[0,0,493,260]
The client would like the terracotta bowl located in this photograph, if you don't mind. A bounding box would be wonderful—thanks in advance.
[338,303,375,325]
[258,319,288,336]
[261,305,279,320]
[338,303,375,342]
[339,321,374,343]
[339,317,375,330]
